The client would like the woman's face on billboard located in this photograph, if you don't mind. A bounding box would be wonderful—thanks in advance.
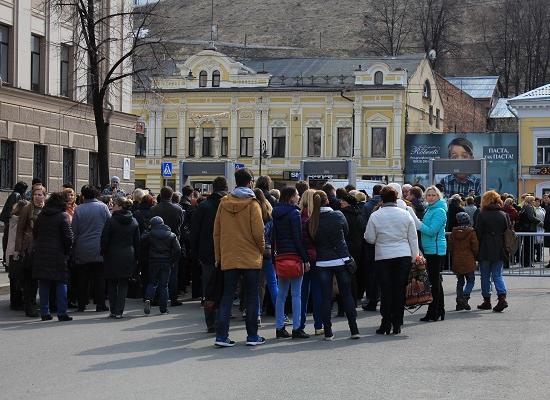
[449,144,473,160]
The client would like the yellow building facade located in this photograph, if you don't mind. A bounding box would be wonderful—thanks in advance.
[132,50,443,192]
[509,84,550,196]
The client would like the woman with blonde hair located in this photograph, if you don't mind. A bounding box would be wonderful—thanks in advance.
[15,184,46,317]
[62,187,77,223]
[410,185,447,322]
[476,190,509,312]
[298,188,323,335]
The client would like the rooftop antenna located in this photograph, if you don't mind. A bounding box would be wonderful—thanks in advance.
[208,0,216,49]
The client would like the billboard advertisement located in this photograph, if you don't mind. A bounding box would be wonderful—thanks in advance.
[404,133,518,196]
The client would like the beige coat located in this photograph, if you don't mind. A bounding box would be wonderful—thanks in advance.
[214,194,265,270]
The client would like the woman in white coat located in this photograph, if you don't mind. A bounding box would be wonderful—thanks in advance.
[365,186,419,335]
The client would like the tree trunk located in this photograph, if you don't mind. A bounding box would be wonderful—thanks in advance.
[93,104,110,190]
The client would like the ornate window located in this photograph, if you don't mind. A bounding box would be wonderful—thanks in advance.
[221,128,228,157]
[374,71,383,85]
[164,128,177,157]
[188,128,196,157]
[307,128,322,157]
[337,127,352,157]
[202,128,213,157]
[240,128,254,157]
[212,70,220,87]
[199,70,207,87]
[272,127,286,158]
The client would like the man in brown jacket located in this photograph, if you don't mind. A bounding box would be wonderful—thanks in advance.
[213,168,265,347]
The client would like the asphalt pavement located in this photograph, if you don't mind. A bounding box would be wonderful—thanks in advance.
[1,276,550,400]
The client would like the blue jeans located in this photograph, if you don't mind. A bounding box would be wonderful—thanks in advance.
[276,275,303,329]
[216,269,260,342]
[39,280,68,316]
[456,271,475,299]
[300,266,323,330]
[479,261,507,298]
[317,265,357,332]
[259,257,278,315]
[145,263,171,313]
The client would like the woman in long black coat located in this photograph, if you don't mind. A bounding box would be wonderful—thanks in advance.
[101,196,140,318]
[32,192,73,321]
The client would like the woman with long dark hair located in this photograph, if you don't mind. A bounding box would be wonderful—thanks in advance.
[101,196,140,318]
[32,192,74,321]
[309,190,359,340]
[272,187,310,339]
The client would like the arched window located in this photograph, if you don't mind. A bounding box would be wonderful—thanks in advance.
[423,80,431,100]
[374,71,383,85]
[212,70,220,87]
[199,70,207,87]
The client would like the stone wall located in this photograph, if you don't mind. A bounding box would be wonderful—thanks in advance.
[435,74,488,133]
[0,86,136,207]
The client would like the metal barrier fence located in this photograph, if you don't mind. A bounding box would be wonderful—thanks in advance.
[442,232,550,276]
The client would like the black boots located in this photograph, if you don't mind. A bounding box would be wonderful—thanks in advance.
[456,297,471,311]
[376,320,391,335]
[477,297,492,310]
[492,294,508,312]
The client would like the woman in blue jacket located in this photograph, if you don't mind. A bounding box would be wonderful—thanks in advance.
[415,185,448,322]
[272,187,310,339]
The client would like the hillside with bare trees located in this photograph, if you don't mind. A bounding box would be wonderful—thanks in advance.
[141,0,550,96]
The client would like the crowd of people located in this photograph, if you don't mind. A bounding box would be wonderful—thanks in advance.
[0,169,543,347]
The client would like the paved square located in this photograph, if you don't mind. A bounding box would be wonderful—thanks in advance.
[1,276,549,400]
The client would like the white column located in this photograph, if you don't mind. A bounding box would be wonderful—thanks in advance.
[393,102,403,160]
[146,110,157,157]
[14,0,32,89]
[353,102,363,159]
[230,107,238,159]
[177,108,187,159]
[263,109,270,157]
[254,109,262,158]
[213,125,221,158]
[155,109,163,157]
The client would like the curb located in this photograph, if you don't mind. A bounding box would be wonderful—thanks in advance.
[0,284,9,295]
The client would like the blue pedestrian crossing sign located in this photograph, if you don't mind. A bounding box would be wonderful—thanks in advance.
[161,162,173,177]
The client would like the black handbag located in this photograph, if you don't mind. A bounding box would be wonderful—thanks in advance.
[344,257,357,274]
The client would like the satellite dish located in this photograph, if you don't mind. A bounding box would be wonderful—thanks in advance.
[428,49,437,61]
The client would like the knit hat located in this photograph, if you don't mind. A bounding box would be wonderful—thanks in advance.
[456,212,471,227]
[150,216,164,226]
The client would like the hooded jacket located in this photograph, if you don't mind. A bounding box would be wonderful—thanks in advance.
[213,187,265,270]
[419,199,448,256]
[141,217,181,265]
[272,203,308,262]
[101,209,140,279]
[32,205,73,282]
[448,226,479,274]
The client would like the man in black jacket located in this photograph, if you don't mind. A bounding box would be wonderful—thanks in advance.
[363,184,382,311]
[190,177,227,333]
[150,186,184,306]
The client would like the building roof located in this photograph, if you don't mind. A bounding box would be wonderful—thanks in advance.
[243,54,425,86]
[510,84,550,101]
[490,98,515,119]
[444,76,499,99]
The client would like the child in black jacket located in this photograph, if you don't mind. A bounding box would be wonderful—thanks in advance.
[141,216,181,315]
